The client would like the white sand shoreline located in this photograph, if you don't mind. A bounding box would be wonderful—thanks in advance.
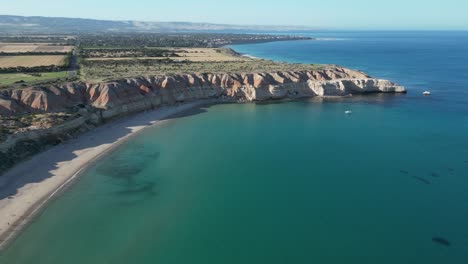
[0,99,214,250]
[240,53,261,60]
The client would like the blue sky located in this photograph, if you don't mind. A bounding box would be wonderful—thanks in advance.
[1,0,468,30]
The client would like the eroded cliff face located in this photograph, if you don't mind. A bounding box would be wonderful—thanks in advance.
[0,66,405,116]
[0,66,406,173]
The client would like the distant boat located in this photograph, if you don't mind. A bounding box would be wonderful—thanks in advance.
[345,111,353,114]
[423,91,431,96]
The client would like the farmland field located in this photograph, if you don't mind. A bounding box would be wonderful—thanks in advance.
[0,44,73,53]
[0,71,69,87]
[0,55,67,67]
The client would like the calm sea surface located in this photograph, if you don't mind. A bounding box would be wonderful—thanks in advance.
[1,31,468,263]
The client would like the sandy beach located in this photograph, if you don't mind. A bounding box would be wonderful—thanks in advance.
[240,54,261,60]
[0,100,213,250]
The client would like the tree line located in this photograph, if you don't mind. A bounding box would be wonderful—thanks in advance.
[0,65,69,73]
[0,51,70,56]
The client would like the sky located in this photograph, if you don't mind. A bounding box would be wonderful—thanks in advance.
[1,0,468,30]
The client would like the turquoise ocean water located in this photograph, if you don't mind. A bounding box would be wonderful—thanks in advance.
[1,32,468,263]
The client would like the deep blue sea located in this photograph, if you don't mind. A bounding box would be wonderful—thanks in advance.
[231,31,468,110]
[1,31,468,264]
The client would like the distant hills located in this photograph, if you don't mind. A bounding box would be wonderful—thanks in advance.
[0,15,316,34]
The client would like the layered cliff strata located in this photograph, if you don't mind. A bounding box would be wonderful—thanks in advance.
[0,66,405,173]
[0,66,405,116]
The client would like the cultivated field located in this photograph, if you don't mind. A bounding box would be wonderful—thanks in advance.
[0,71,69,87]
[0,55,67,67]
[0,35,77,45]
[0,43,73,53]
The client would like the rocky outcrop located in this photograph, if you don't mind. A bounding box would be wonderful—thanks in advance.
[0,66,404,117]
[309,79,406,97]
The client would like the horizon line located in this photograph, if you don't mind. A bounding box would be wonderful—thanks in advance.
[1,14,467,32]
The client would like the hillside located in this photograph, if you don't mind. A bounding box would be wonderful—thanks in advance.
[0,15,316,34]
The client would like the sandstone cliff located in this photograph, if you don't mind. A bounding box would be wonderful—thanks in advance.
[0,66,405,173]
[0,66,404,117]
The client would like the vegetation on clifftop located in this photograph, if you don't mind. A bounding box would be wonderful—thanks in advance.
[0,33,316,88]
[79,33,311,48]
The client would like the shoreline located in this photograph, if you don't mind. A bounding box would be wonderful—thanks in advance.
[0,99,215,251]
[0,60,406,250]
[240,54,262,60]
[0,90,407,251]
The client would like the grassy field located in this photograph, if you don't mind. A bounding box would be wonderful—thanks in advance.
[0,55,67,67]
[0,43,73,53]
[0,71,69,86]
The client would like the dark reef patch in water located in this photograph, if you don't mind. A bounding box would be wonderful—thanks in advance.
[430,172,440,178]
[432,237,451,247]
[98,161,144,181]
[400,170,409,174]
[115,182,158,197]
[96,151,160,184]
[147,152,161,159]
[412,176,431,185]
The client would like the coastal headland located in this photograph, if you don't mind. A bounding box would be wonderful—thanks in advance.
[0,33,406,250]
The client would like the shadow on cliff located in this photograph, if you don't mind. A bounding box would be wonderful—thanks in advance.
[315,93,408,106]
[250,93,407,109]
[0,103,214,200]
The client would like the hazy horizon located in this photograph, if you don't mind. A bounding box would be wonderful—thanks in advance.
[2,14,468,32]
[1,0,468,30]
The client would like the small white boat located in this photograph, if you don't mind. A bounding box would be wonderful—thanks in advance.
[345,110,353,114]
[423,91,431,96]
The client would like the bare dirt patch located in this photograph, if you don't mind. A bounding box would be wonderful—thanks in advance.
[0,44,73,53]
[0,55,67,67]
